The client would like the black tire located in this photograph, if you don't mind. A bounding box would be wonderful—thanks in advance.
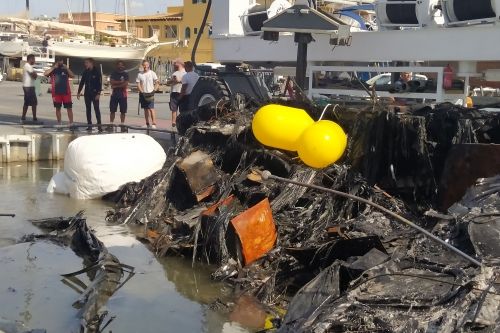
[189,77,230,111]
[177,77,231,135]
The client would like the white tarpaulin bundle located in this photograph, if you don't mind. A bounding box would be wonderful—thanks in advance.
[47,133,166,199]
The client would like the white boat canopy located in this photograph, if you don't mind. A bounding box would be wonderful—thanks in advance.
[97,30,133,38]
[3,17,94,35]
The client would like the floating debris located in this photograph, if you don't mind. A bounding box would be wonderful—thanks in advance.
[26,211,135,333]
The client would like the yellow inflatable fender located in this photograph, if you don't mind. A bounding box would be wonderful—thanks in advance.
[252,104,314,151]
[297,120,348,169]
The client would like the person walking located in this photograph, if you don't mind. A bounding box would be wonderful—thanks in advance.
[21,54,38,124]
[136,60,159,128]
[109,60,129,132]
[179,61,200,113]
[44,58,75,128]
[77,58,102,132]
[167,59,185,128]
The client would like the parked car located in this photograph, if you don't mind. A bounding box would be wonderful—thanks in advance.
[366,73,428,87]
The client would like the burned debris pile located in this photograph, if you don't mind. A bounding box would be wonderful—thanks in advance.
[107,103,500,332]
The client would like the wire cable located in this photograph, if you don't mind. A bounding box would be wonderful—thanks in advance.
[191,0,212,67]
[261,171,482,267]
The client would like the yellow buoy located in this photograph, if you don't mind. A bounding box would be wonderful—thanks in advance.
[297,120,348,168]
[252,104,314,151]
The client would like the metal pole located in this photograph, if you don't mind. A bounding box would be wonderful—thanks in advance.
[89,0,95,39]
[25,0,30,18]
[0,214,15,218]
[124,0,130,44]
[261,170,482,267]
[296,42,308,90]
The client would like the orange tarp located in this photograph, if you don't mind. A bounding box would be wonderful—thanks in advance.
[231,198,277,266]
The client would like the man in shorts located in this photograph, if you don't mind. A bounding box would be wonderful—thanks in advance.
[45,58,75,127]
[21,54,38,124]
[167,59,185,128]
[136,60,159,128]
[109,60,129,132]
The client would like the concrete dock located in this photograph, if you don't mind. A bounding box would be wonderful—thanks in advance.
[0,81,176,163]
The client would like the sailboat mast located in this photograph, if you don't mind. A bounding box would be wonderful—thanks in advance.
[124,0,130,43]
[89,0,95,36]
[89,0,94,27]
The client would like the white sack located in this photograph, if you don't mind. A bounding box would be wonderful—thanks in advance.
[46,171,70,195]
[47,133,166,199]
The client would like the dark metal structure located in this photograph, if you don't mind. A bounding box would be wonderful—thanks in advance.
[261,4,340,90]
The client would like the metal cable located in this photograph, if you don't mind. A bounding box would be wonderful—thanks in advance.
[261,171,482,267]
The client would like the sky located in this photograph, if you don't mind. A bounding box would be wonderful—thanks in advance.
[0,0,182,18]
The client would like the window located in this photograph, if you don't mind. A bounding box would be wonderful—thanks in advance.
[194,27,198,35]
[164,25,178,38]
[149,25,160,37]
[106,26,115,31]
[185,27,191,39]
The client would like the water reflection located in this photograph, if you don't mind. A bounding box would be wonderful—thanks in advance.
[0,162,252,333]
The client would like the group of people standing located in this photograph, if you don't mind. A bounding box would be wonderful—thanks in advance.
[166,59,199,128]
[21,55,200,131]
[22,55,129,131]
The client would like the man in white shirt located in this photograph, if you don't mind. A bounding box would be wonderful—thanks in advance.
[136,60,159,128]
[179,61,200,113]
[21,54,38,124]
[167,59,185,128]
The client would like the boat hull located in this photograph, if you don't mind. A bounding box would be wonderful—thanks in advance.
[0,41,25,57]
[48,43,148,74]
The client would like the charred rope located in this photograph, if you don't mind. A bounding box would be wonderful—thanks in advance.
[261,170,482,267]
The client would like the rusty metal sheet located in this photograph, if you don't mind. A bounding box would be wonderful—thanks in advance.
[177,150,218,202]
[230,198,277,266]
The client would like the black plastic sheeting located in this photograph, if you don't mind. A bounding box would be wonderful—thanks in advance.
[279,176,500,332]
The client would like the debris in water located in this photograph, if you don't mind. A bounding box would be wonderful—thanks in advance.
[26,211,135,333]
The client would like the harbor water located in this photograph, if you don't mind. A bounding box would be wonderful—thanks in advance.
[0,161,251,333]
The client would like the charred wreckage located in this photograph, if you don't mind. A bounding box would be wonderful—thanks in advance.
[103,99,500,332]
[15,99,500,332]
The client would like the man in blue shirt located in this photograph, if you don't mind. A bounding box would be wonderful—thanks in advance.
[77,58,102,132]
[109,60,129,132]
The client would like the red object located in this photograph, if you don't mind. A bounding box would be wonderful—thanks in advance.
[202,195,236,217]
[231,198,277,266]
[52,93,72,106]
[443,64,453,90]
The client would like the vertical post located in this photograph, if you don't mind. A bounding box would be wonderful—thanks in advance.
[464,75,470,107]
[437,67,444,103]
[124,0,130,43]
[308,65,313,99]
[89,0,94,37]
[25,0,30,18]
[294,32,312,92]
[296,42,308,90]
